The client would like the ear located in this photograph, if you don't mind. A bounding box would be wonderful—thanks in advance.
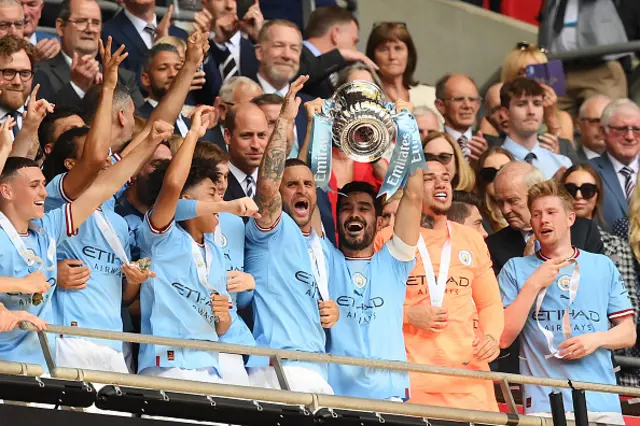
[376,216,384,232]
[255,44,262,63]
[329,26,340,45]
[434,99,445,116]
[117,110,126,128]
[141,72,151,90]
[224,127,231,146]
[44,143,53,156]
[63,157,76,171]
[0,182,13,200]
[567,210,576,227]
[55,18,65,38]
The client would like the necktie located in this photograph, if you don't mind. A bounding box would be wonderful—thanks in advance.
[219,47,239,83]
[457,135,471,159]
[524,152,537,164]
[4,111,19,139]
[245,175,254,198]
[619,166,635,202]
[143,24,156,42]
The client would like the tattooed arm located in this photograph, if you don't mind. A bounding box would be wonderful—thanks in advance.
[255,75,309,229]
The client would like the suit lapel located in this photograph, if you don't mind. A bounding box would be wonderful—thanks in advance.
[118,13,149,60]
[599,154,628,213]
[49,54,71,88]
[238,37,258,78]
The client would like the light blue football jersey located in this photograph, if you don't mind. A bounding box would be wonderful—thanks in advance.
[244,214,333,378]
[499,249,633,414]
[0,205,73,366]
[137,213,228,373]
[327,243,414,399]
[45,173,129,352]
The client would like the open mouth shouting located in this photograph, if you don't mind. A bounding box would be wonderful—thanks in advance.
[433,192,448,201]
[344,219,366,237]
[293,199,310,217]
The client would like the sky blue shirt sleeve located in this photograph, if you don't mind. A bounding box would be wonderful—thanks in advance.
[606,259,634,319]
[498,258,520,308]
[174,199,200,222]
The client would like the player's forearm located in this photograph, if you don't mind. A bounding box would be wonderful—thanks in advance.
[122,280,141,305]
[599,317,636,350]
[477,302,504,342]
[10,128,37,158]
[150,61,198,126]
[256,117,289,227]
[501,284,539,348]
[0,276,26,293]
[297,118,312,163]
[392,169,423,247]
[83,86,115,166]
[163,129,199,194]
[0,144,11,174]
[371,158,388,181]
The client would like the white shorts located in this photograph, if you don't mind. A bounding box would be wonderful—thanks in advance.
[528,411,625,425]
[219,353,250,386]
[247,366,334,395]
[56,337,129,373]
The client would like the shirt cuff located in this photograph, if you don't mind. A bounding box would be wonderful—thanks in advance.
[70,81,86,99]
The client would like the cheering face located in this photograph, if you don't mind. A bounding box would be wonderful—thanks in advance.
[280,165,317,229]
[0,50,32,111]
[530,196,575,247]
[0,167,48,220]
[256,24,301,85]
[142,50,182,100]
[57,0,102,56]
[603,110,640,165]
[183,177,219,233]
[563,170,598,220]
[0,4,25,38]
[374,39,408,80]
[338,191,377,251]
[506,95,543,138]
[422,161,452,217]
[494,174,531,231]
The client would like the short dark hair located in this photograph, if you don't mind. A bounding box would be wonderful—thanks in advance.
[0,157,40,183]
[303,6,358,39]
[41,126,90,183]
[38,106,83,150]
[337,181,383,217]
[285,158,311,170]
[366,22,417,88]
[500,77,544,109]
[251,93,284,106]
[143,43,180,73]
[140,157,220,207]
[0,36,35,70]
[447,191,482,224]
[224,106,238,134]
[82,83,131,124]
[58,0,100,21]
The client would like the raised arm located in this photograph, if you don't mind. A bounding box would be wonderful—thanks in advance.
[256,75,308,229]
[298,97,323,163]
[0,118,14,174]
[392,169,423,247]
[69,121,174,232]
[10,85,54,159]
[62,38,127,200]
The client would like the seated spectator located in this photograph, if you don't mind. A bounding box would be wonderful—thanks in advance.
[499,78,572,179]
[102,0,187,81]
[423,131,475,192]
[448,190,487,238]
[414,106,442,141]
[498,179,635,425]
[498,43,574,144]
[366,22,435,111]
[590,99,640,230]
[376,189,402,232]
[576,95,611,162]
[21,0,61,61]
[475,147,514,233]
[434,73,487,162]
[299,6,375,99]
[0,0,25,39]
[251,93,297,158]
[34,0,144,108]
[37,106,84,156]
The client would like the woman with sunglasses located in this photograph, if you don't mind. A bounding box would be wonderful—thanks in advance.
[365,22,437,112]
[475,147,514,232]
[480,43,574,146]
[423,131,475,193]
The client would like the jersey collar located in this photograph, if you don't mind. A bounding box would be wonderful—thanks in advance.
[536,246,580,261]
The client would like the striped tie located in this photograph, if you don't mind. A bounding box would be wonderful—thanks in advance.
[245,175,254,198]
[143,24,156,41]
[219,48,239,83]
[619,166,635,203]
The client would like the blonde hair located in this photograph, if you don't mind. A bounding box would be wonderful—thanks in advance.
[422,131,476,192]
[527,179,574,213]
[629,184,640,262]
[501,44,548,83]
[154,36,187,57]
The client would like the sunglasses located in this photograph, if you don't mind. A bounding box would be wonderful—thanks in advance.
[515,41,548,54]
[479,167,499,183]
[564,183,598,200]
[425,152,453,165]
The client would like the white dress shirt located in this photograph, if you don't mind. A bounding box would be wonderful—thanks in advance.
[582,146,600,160]
[146,98,189,137]
[210,31,242,72]
[444,126,473,143]
[608,153,639,195]
[62,51,87,99]
[256,73,299,158]
[228,161,258,197]
[29,32,38,46]
[123,8,157,49]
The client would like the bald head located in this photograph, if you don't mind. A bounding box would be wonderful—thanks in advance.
[578,95,611,154]
[435,73,480,132]
[494,161,545,231]
[218,77,264,121]
[224,103,269,175]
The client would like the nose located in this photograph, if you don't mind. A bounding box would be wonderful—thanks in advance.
[168,67,179,79]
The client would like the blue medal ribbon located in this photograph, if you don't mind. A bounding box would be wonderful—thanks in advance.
[308,100,335,191]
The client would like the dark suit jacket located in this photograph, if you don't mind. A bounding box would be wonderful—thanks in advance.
[34,53,145,108]
[136,101,223,150]
[200,36,259,101]
[297,44,345,99]
[590,153,633,230]
[575,145,590,163]
[260,0,336,31]
[224,171,250,203]
[485,133,579,165]
[102,10,188,83]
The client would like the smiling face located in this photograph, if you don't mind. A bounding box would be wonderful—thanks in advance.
[280,165,317,230]
[422,160,452,217]
[182,177,219,233]
[530,195,575,247]
[0,49,32,111]
[338,191,377,252]
[256,24,302,89]
[0,166,48,220]
[424,136,456,180]
[224,104,268,175]
[436,75,480,132]
[603,108,640,165]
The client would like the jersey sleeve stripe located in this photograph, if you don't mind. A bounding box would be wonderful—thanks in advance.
[255,215,281,232]
[112,153,122,162]
[64,203,77,237]
[59,174,74,203]
[609,309,634,320]
[146,214,173,235]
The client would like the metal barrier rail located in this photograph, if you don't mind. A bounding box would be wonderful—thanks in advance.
[21,322,640,412]
[0,361,44,377]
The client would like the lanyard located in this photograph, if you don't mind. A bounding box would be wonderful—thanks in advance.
[213,220,223,247]
[535,252,580,359]
[417,223,452,307]
[94,210,130,266]
[0,211,55,271]
[307,229,329,301]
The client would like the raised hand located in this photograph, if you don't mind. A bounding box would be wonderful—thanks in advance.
[280,75,308,121]
[192,8,213,34]
[0,115,15,153]
[70,53,100,93]
[468,131,488,162]
[33,38,61,62]
[186,30,210,67]
[338,49,379,71]
[189,105,216,138]
[238,1,264,42]
[22,84,54,131]
[539,132,560,154]
[213,12,238,44]
[227,197,260,218]
[99,37,128,90]
[156,4,174,40]
[304,98,324,122]
[149,120,175,144]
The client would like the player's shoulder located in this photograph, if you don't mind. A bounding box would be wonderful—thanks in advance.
[219,212,245,230]
[576,249,615,269]
[450,221,485,246]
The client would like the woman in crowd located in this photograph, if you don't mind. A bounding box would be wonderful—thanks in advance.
[423,131,475,192]
[480,43,573,144]
[475,147,514,232]
[365,22,436,110]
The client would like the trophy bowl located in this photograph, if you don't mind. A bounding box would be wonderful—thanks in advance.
[329,80,396,163]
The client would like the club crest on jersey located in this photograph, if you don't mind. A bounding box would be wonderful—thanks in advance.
[557,274,571,291]
[458,250,472,266]
[352,272,367,289]
[219,233,228,248]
